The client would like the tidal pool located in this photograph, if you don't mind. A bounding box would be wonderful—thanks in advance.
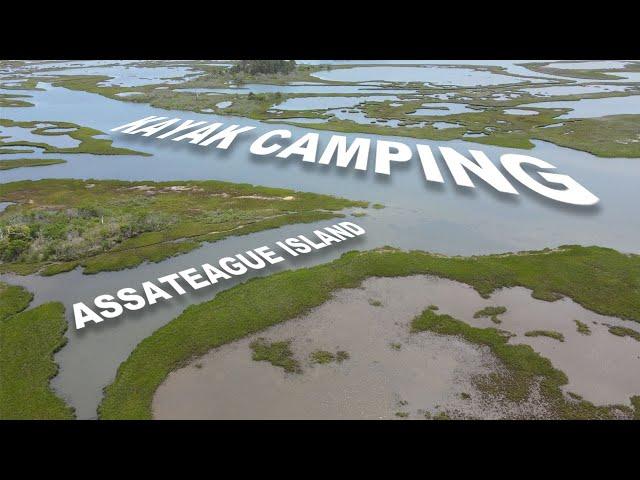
[548,61,633,71]
[521,84,631,97]
[153,275,640,419]
[0,125,81,148]
[273,95,398,110]
[503,109,539,116]
[40,65,202,87]
[410,103,479,116]
[2,79,640,419]
[175,84,416,95]
[527,95,640,119]
[311,65,541,86]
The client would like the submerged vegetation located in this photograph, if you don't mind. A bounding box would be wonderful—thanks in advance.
[474,306,507,324]
[250,338,301,373]
[0,282,74,419]
[607,325,640,342]
[0,179,366,276]
[411,307,633,419]
[574,320,591,335]
[524,330,565,342]
[309,349,350,365]
[99,244,640,419]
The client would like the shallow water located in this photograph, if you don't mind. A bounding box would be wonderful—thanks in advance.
[154,275,640,419]
[273,95,398,111]
[311,66,536,86]
[174,84,416,95]
[410,103,478,116]
[0,125,80,148]
[503,109,539,116]
[39,66,201,87]
[2,67,640,418]
[522,84,631,97]
[527,95,640,119]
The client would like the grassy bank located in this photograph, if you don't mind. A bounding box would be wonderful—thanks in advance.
[411,308,633,419]
[0,158,66,170]
[98,244,640,419]
[0,179,367,276]
[0,282,74,419]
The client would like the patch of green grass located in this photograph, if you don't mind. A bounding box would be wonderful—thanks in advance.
[0,281,33,321]
[368,299,383,307]
[390,342,402,351]
[99,244,640,419]
[0,283,74,419]
[250,338,301,373]
[395,411,409,418]
[0,119,148,156]
[371,203,385,209]
[0,158,66,170]
[0,179,366,275]
[309,349,350,365]
[608,325,640,342]
[309,350,335,364]
[533,115,640,158]
[411,308,631,419]
[474,306,507,324]
[351,211,367,218]
[336,350,350,362]
[632,396,640,420]
[524,330,565,342]
[574,320,591,335]
[428,304,439,310]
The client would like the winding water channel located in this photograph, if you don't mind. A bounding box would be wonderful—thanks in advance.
[2,64,640,418]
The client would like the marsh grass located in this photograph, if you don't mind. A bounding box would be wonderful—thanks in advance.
[99,245,640,419]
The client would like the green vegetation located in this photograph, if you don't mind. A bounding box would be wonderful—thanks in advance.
[608,325,640,342]
[0,93,34,108]
[230,60,296,76]
[395,411,409,418]
[533,115,640,158]
[0,119,148,156]
[371,203,385,209]
[99,244,640,419]
[0,158,66,170]
[336,350,349,362]
[0,282,74,419]
[368,299,383,307]
[37,61,640,158]
[411,308,632,419]
[309,349,350,365]
[632,396,640,420]
[474,306,507,324]
[0,179,366,276]
[0,281,33,321]
[428,304,439,310]
[574,320,591,335]
[309,350,334,364]
[250,338,301,373]
[524,330,565,342]
[351,211,367,218]
[390,342,402,351]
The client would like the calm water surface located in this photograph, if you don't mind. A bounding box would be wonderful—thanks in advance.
[2,73,640,418]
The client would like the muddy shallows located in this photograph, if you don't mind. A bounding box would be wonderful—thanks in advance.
[152,275,640,419]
